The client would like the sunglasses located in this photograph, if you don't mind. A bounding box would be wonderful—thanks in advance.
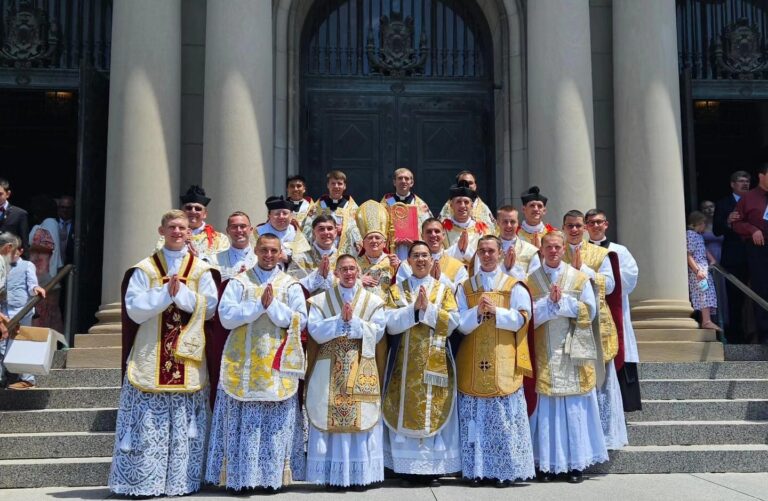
[183,205,205,212]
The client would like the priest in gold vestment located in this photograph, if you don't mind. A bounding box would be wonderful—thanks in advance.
[109,210,219,497]
[305,254,387,489]
[301,170,362,256]
[356,200,399,301]
[288,215,339,295]
[528,231,608,483]
[438,170,496,229]
[380,168,433,260]
[441,181,494,265]
[561,210,628,451]
[383,241,461,481]
[205,234,307,492]
[455,235,536,486]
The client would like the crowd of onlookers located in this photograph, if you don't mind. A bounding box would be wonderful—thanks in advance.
[686,165,768,345]
[0,177,74,388]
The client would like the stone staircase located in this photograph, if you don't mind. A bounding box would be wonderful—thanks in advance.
[1,337,767,488]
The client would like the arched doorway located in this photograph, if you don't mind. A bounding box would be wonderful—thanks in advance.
[299,0,495,211]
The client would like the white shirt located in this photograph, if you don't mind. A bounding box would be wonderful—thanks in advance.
[214,245,257,280]
[521,220,544,234]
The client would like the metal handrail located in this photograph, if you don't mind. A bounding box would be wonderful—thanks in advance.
[5,264,74,335]
[710,263,768,313]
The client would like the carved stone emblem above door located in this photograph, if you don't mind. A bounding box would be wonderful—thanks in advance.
[0,0,59,68]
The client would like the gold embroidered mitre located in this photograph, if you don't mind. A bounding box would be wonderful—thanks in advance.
[356,200,390,238]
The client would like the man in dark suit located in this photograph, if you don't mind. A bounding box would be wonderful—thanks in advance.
[713,170,752,344]
[0,178,29,253]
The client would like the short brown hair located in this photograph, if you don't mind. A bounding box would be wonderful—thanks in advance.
[477,234,502,249]
[326,170,347,182]
[227,211,251,226]
[541,230,566,246]
[687,211,707,228]
[496,205,518,217]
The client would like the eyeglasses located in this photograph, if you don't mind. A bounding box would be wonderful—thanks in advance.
[183,205,205,212]
[586,219,606,226]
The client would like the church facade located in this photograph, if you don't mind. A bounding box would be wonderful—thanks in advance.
[3,0,767,346]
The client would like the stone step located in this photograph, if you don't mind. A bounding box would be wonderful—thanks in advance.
[638,341,724,362]
[639,361,768,380]
[627,420,768,446]
[630,399,768,422]
[73,333,121,348]
[65,347,121,368]
[35,368,122,388]
[640,379,768,400]
[724,344,768,361]
[0,387,120,410]
[0,408,117,434]
[588,444,768,474]
[0,457,112,488]
[0,432,114,460]
[636,328,718,342]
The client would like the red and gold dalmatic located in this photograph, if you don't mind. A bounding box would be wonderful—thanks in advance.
[563,242,624,366]
[123,252,212,393]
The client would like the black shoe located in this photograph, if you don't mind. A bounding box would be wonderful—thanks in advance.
[352,484,369,492]
[429,478,442,488]
[567,470,583,484]
[536,470,555,483]
[494,479,513,488]
[468,478,482,487]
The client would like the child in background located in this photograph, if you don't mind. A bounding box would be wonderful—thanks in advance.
[1,236,46,389]
[686,211,721,332]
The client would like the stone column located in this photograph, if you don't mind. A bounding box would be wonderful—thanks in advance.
[92,0,181,335]
[202,0,273,228]
[527,0,596,221]
[613,2,703,339]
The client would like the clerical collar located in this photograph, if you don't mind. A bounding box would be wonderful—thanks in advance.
[451,217,474,228]
[366,253,386,264]
[568,242,583,251]
[501,236,517,247]
[478,266,499,277]
[162,247,187,258]
[313,243,336,256]
[324,196,347,211]
[395,192,414,204]
[291,199,305,212]
[339,283,358,300]
[590,238,610,248]
[431,250,443,260]
[543,262,563,274]
[229,245,252,258]
[255,265,279,282]
[409,274,432,288]
[521,220,543,233]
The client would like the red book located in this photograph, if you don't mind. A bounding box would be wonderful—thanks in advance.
[391,203,420,241]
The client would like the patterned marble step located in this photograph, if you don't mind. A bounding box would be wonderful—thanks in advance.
[724,344,768,361]
[627,420,768,446]
[0,457,111,489]
[630,399,768,421]
[35,369,122,389]
[0,408,117,433]
[0,432,114,460]
[640,379,768,400]
[0,387,121,410]
[639,362,768,380]
[587,444,768,474]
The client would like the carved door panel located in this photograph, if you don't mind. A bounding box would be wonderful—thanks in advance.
[396,93,490,211]
[302,91,396,203]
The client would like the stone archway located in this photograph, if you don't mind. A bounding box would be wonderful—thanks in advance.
[272,0,526,206]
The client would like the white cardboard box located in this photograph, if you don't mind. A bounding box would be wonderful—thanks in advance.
[3,327,67,376]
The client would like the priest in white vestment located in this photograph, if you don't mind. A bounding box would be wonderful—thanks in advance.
[205,233,307,492]
[305,254,387,489]
[214,211,257,280]
[109,210,219,497]
[528,231,609,483]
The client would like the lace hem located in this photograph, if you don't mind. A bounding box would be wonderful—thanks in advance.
[306,458,385,486]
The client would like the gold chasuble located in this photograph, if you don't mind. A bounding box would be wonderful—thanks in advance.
[512,238,540,273]
[456,274,533,397]
[287,246,339,292]
[302,196,361,256]
[126,252,211,393]
[563,243,619,363]
[220,270,305,402]
[527,266,601,396]
[306,286,385,433]
[383,280,458,438]
[438,254,465,284]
